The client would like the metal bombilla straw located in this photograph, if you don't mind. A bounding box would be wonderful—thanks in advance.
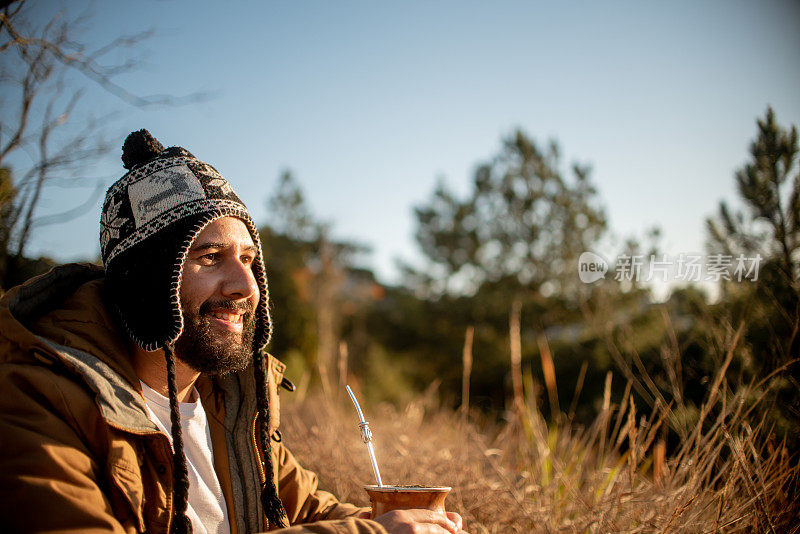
[345,385,383,487]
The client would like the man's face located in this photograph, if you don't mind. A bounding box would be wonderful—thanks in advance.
[175,216,259,375]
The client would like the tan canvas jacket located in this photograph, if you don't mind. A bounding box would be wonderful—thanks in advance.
[0,264,387,534]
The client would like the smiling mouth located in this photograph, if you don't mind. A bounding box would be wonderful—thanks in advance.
[211,310,243,323]
[208,309,245,331]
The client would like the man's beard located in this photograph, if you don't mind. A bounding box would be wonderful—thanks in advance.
[174,298,255,375]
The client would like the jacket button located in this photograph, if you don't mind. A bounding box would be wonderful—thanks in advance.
[157,464,167,475]
[280,377,296,392]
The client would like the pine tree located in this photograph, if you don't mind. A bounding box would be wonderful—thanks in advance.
[706,107,799,364]
[708,107,799,285]
[411,130,607,300]
[706,107,800,445]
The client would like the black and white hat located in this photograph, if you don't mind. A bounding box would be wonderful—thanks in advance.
[101,129,271,352]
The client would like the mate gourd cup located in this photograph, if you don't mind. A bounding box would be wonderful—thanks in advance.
[363,485,451,519]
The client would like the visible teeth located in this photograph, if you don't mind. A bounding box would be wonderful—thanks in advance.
[211,311,241,323]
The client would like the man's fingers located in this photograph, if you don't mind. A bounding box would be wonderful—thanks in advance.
[405,509,459,533]
[372,508,460,533]
[445,512,463,531]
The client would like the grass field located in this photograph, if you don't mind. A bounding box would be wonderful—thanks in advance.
[280,367,799,533]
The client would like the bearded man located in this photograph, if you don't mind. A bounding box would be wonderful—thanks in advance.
[0,130,463,534]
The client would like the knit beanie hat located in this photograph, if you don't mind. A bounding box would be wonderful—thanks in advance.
[100,129,287,532]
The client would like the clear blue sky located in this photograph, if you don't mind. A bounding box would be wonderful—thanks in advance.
[16,0,800,287]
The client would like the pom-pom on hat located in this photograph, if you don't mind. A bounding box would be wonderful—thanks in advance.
[121,129,165,170]
[100,129,287,531]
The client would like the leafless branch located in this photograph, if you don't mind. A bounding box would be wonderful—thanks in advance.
[1,0,210,284]
[31,179,103,228]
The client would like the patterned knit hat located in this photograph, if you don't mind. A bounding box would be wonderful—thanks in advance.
[101,129,270,352]
[100,129,287,532]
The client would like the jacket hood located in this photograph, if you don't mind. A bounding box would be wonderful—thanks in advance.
[0,263,139,387]
[0,263,162,433]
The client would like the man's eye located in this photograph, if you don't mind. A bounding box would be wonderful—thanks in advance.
[241,255,255,265]
[201,253,219,263]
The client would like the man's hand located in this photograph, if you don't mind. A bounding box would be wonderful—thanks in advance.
[361,509,465,533]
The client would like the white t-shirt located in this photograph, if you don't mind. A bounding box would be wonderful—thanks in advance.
[140,381,231,534]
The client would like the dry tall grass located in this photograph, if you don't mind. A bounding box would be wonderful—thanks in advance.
[279,320,799,532]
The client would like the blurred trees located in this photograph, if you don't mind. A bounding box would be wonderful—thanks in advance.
[411,130,606,300]
[260,171,385,398]
[0,165,56,289]
[255,132,688,429]
[392,130,614,414]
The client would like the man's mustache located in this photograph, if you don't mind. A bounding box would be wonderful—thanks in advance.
[198,299,254,316]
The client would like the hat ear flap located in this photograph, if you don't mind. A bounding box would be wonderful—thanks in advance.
[104,216,197,350]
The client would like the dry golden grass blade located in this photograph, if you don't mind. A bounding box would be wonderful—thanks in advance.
[610,380,632,450]
[639,400,669,455]
[294,369,311,402]
[567,359,588,420]
[660,307,684,406]
[537,333,560,416]
[627,396,638,486]
[724,427,778,533]
[628,342,668,411]
[509,299,524,419]
[596,371,613,461]
[337,340,348,398]
[653,439,666,486]
[692,322,743,439]
[461,325,474,425]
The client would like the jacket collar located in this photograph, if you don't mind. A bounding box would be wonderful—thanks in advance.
[36,336,158,433]
[1,264,159,433]
[2,264,142,385]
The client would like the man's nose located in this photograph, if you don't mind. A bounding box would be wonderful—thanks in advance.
[221,258,258,300]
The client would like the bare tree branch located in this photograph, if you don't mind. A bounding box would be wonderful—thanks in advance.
[0,0,211,286]
[31,179,103,228]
